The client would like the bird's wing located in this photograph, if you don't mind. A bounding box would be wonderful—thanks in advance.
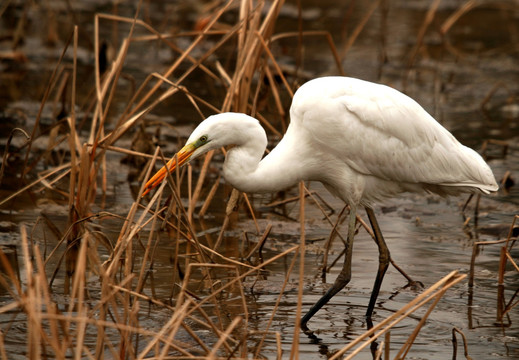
[292,77,494,189]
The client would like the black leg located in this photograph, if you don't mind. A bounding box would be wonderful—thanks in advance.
[364,207,390,322]
[301,206,357,332]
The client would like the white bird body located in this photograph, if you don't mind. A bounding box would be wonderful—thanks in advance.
[176,77,497,207]
[143,76,498,331]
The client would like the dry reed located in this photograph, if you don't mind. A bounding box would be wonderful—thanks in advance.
[0,0,516,359]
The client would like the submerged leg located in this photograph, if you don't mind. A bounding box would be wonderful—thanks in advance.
[301,206,357,332]
[364,207,390,322]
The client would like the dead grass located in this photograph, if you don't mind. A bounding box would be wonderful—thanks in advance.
[0,0,517,359]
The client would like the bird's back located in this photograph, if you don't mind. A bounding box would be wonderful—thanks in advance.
[289,77,498,202]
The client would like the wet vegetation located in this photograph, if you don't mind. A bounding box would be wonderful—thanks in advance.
[0,0,518,358]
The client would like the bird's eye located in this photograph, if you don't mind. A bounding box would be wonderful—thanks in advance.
[199,135,208,143]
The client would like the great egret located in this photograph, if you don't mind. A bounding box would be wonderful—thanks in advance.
[142,76,498,331]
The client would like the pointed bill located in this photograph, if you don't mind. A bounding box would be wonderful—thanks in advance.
[142,143,196,196]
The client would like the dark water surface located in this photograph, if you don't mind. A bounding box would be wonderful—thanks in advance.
[1,1,518,359]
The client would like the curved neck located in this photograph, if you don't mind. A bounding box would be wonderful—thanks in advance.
[223,125,304,193]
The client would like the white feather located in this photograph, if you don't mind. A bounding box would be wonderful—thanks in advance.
[176,77,498,206]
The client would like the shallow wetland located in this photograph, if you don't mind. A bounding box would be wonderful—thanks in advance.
[0,0,518,359]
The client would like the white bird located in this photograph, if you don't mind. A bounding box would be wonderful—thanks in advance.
[142,76,498,331]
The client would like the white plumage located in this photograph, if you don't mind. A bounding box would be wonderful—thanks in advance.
[143,76,498,331]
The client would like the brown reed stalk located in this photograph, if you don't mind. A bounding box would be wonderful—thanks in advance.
[208,316,243,358]
[0,157,71,208]
[69,234,89,359]
[180,246,299,320]
[3,0,481,358]
[438,0,519,60]
[394,279,452,359]
[245,224,272,262]
[496,215,519,322]
[198,175,221,218]
[322,205,348,277]
[407,0,441,69]
[20,29,74,180]
[330,271,466,359]
[288,181,307,360]
[440,0,478,36]
[19,225,38,358]
[384,331,391,360]
[127,0,236,120]
[142,200,258,270]
[340,0,381,60]
[452,327,472,360]
[253,230,300,358]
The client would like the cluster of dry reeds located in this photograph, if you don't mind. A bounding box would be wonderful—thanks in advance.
[0,0,517,359]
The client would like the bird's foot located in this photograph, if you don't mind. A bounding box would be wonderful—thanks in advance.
[300,320,313,335]
[301,323,323,342]
[301,318,324,338]
[403,279,424,291]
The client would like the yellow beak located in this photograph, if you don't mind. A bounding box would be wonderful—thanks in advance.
[142,143,196,196]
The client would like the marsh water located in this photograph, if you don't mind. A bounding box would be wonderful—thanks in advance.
[1,1,519,359]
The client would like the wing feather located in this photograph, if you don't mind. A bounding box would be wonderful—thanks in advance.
[291,77,497,193]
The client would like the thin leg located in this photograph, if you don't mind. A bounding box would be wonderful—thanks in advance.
[301,206,357,332]
[364,207,390,322]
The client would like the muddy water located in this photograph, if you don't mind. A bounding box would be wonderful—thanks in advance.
[1,0,519,359]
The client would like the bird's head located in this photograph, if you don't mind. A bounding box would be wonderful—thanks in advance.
[142,112,262,196]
